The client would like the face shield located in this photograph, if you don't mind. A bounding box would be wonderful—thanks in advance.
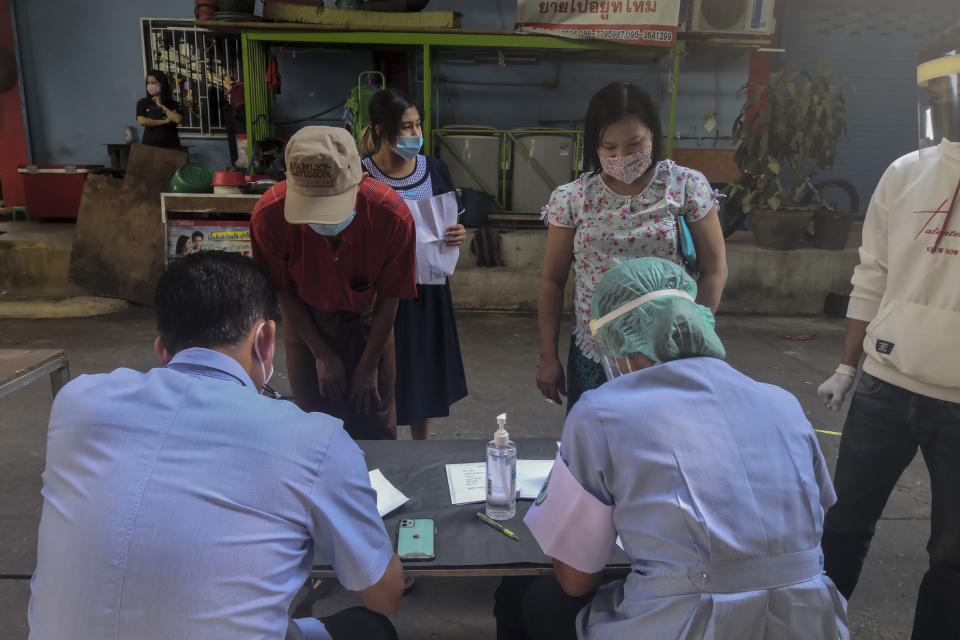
[918,38,960,152]
[589,288,694,380]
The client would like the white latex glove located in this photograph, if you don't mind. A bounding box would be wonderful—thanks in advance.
[817,364,857,412]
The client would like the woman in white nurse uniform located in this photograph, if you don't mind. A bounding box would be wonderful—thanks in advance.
[507,257,849,640]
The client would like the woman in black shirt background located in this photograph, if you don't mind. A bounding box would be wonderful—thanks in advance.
[136,69,183,149]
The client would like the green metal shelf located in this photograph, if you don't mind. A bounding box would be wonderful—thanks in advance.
[240,28,684,173]
[243,29,678,52]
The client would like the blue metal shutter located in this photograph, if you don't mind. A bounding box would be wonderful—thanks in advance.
[779,0,954,210]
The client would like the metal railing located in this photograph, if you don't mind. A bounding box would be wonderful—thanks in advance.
[141,18,242,138]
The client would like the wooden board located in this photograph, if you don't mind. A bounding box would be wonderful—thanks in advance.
[162,193,261,217]
[69,144,187,305]
[671,148,742,184]
[247,5,460,28]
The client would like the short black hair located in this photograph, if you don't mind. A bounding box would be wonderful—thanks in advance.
[368,88,418,143]
[155,251,277,355]
[191,231,204,240]
[146,68,172,101]
[582,81,663,174]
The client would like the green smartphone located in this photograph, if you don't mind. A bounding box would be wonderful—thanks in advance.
[397,518,436,561]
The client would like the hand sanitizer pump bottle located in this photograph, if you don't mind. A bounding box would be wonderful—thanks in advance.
[486,412,517,520]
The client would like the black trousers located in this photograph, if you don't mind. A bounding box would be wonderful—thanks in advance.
[493,576,594,640]
[321,607,397,640]
[287,607,397,640]
[822,373,960,639]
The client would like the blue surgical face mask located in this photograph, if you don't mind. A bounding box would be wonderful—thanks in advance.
[393,135,422,161]
[308,211,355,236]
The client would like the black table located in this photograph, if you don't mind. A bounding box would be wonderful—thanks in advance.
[0,349,70,399]
[311,439,631,577]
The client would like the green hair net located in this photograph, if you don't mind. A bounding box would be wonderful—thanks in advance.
[589,257,725,363]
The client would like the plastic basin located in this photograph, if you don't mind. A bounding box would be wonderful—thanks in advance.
[168,163,214,193]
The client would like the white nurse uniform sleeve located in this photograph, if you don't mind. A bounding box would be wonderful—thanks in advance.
[809,431,838,513]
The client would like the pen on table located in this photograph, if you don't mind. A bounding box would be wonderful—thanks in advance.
[476,512,520,541]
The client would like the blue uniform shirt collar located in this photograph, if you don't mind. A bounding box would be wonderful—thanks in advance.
[166,347,256,389]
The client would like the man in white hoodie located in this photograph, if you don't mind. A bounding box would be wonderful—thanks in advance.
[817,21,960,640]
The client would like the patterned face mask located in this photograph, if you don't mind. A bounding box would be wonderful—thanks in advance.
[599,149,652,184]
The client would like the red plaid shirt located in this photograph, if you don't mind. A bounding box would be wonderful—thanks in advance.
[251,178,417,313]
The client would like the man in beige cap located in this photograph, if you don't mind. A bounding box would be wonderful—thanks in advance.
[251,126,417,439]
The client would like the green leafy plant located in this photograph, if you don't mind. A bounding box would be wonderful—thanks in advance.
[728,59,850,213]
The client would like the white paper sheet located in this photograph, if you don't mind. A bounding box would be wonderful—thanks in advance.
[445,459,556,505]
[404,191,461,285]
[445,462,486,505]
[368,468,409,517]
[516,459,555,500]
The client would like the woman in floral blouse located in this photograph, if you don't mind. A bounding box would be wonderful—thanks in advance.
[536,81,728,409]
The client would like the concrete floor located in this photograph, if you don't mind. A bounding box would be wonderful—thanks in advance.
[0,310,930,639]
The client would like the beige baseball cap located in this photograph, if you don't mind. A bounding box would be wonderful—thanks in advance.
[283,126,362,225]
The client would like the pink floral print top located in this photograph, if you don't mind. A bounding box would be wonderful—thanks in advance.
[542,160,716,362]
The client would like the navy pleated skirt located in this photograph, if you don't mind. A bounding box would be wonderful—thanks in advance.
[394,281,468,425]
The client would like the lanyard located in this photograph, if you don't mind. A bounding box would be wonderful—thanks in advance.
[932,176,960,251]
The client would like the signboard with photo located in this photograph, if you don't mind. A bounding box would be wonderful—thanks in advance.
[515,1,680,46]
[166,219,251,263]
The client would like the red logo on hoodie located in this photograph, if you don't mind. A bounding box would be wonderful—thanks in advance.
[915,198,959,238]
[914,178,960,254]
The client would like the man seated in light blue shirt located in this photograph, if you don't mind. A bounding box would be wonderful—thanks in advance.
[28,251,404,640]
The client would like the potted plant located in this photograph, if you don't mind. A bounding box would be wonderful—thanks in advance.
[728,59,851,250]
